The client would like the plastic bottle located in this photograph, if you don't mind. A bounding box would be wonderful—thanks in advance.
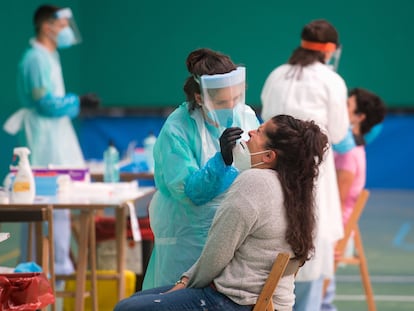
[103,140,120,182]
[143,132,157,172]
[11,147,35,203]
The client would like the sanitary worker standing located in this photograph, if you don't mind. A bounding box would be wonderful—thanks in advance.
[4,4,99,277]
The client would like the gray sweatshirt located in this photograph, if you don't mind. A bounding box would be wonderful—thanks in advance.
[183,168,296,309]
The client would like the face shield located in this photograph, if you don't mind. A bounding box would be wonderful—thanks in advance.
[326,45,342,71]
[301,40,341,71]
[199,67,247,132]
[53,8,82,48]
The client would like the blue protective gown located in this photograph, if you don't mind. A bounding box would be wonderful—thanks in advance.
[142,102,259,289]
[4,40,84,275]
[7,40,85,167]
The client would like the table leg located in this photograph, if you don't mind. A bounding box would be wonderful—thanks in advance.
[115,206,126,301]
[35,222,43,266]
[89,211,98,311]
[75,211,89,311]
[47,205,56,311]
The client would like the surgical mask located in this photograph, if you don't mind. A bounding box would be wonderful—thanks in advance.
[233,140,270,172]
[57,26,75,49]
[207,109,234,128]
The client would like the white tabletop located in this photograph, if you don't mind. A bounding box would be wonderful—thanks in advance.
[0,185,155,208]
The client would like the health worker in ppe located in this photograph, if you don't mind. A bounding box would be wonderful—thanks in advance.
[3,5,99,277]
[142,48,260,289]
[260,19,349,311]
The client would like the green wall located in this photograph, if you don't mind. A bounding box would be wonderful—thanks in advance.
[1,0,413,178]
[2,0,413,111]
[78,0,413,108]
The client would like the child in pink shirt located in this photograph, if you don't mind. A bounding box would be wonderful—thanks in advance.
[334,146,366,225]
[322,88,386,311]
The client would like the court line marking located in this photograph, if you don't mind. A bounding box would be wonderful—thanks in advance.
[0,248,20,264]
[337,275,414,283]
[393,222,414,251]
[335,294,414,302]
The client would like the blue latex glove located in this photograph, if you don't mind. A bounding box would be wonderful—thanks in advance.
[14,261,43,273]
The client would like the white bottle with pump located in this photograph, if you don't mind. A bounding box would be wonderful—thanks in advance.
[11,147,35,203]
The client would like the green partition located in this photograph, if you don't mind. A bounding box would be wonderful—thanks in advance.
[78,0,414,108]
[1,0,413,112]
[1,0,413,178]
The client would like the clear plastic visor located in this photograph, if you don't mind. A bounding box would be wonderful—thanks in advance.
[199,67,246,131]
[326,45,342,71]
[53,8,82,45]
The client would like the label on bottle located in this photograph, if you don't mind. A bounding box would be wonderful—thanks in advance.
[13,181,31,192]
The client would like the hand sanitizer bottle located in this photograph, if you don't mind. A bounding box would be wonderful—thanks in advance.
[11,147,35,203]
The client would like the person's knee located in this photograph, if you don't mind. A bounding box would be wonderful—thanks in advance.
[113,299,129,311]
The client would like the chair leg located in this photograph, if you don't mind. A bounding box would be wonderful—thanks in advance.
[35,222,43,265]
[42,236,49,275]
[28,222,35,261]
[354,227,376,311]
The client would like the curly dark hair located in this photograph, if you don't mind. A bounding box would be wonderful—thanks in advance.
[265,115,329,262]
[350,88,386,135]
[288,19,339,67]
[183,48,237,110]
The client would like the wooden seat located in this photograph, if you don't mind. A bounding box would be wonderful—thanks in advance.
[253,253,301,311]
[323,189,376,311]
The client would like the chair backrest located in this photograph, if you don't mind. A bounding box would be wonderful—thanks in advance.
[253,252,301,311]
[336,189,370,255]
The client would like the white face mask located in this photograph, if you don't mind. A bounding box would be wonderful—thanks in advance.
[232,140,270,172]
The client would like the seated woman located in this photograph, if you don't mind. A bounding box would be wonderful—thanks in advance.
[114,114,329,311]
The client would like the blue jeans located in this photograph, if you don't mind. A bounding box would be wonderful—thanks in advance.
[321,276,337,311]
[294,277,324,311]
[114,285,253,311]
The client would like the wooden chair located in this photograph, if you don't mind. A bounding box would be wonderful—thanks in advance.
[253,252,301,311]
[323,189,376,311]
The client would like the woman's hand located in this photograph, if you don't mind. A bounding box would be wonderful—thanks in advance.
[163,276,189,293]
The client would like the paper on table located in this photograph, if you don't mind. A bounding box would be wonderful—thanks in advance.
[126,201,141,242]
[0,232,10,243]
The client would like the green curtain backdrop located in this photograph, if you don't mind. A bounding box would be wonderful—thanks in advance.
[1,0,413,110]
[0,0,412,177]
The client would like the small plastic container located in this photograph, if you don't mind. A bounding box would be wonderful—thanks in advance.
[103,141,120,183]
[143,133,157,173]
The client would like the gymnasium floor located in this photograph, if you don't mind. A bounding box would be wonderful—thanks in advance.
[334,189,414,310]
[1,189,413,310]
